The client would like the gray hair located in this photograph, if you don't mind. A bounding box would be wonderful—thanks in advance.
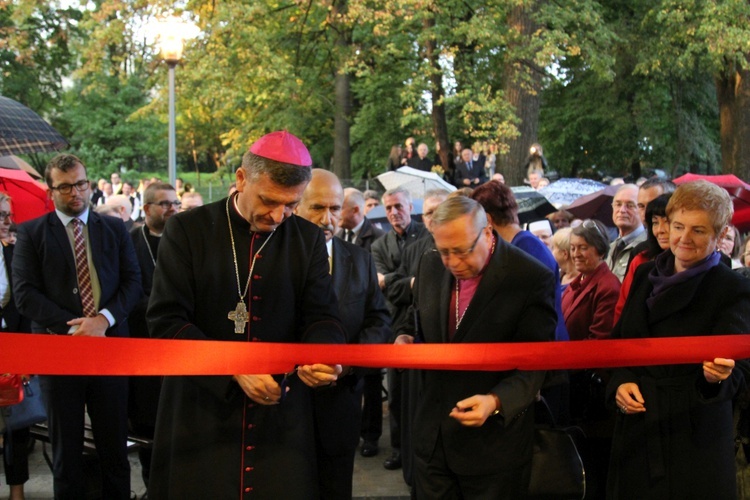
[431,196,487,234]
[241,151,312,187]
[424,189,450,202]
[383,186,412,205]
[571,219,610,258]
[343,188,365,210]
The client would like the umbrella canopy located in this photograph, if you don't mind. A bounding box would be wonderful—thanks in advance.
[566,184,621,227]
[509,186,557,224]
[539,178,607,208]
[0,96,69,156]
[377,166,456,199]
[0,155,43,179]
[673,173,750,233]
[0,168,53,224]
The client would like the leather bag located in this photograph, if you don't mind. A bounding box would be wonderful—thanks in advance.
[2,376,47,431]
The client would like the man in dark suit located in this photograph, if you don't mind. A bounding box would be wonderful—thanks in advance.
[336,187,386,456]
[295,169,391,499]
[127,181,179,494]
[337,188,385,252]
[12,154,142,500]
[395,196,556,498]
[371,186,429,471]
[454,147,487,187]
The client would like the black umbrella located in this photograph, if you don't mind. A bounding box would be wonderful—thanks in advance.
[0,96,69,155]
[510,186,557,224]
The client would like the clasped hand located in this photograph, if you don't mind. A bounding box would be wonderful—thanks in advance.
[235,363,342,405]
[449,395,497,427]
[67,314,109,337]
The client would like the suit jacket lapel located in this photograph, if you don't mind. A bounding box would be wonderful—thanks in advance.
[87,212,103,274]
[48,213,76,274]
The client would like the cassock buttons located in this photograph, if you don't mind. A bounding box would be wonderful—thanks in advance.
[253,274,261,280]
[252,296,261,301]
[252,316,260,321]
[247,424,254,429]
[246,445,254,451]
[245,466,254,472]
[245,487,252,492]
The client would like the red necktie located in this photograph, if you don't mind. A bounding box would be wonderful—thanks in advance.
[71,218,97,317]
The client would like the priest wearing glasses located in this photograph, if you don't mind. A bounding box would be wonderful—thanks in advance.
[394,196,556,499]
[147,131,346,499]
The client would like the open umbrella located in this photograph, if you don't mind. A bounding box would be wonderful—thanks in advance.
[0,96,69,156]
[539,178,607,208]
[377,166,456,199]
[673,173,750,233]
[0,155,43,179]
[0,168,52,224]
[565,184,621,227]
[510,186,557,224]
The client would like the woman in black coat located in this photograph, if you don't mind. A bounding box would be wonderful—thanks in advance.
[607,180,750,499]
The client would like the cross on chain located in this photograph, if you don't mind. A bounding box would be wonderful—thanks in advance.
[228,301,249,334]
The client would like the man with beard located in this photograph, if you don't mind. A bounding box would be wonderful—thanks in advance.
[295,169,391,499]
[13,154,141,499]
[127,182,179,494]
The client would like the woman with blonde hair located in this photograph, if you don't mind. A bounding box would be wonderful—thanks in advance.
[608,180,750,499]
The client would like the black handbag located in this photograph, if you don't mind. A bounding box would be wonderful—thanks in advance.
[2,376,47,432]
[528,398,586,500]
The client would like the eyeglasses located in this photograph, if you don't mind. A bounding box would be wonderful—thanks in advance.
[149,200,182,209]
[0,212,13,221]
[436,227,486,259]
[50,180,89,195]
[612,201,637,211]
[582,219,606,240]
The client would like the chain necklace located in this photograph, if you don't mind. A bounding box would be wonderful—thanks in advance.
[141,225,157,267]
[226,196,274,334]
[455,234,496,330]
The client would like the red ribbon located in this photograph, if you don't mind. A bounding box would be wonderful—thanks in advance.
[1,333,749,375]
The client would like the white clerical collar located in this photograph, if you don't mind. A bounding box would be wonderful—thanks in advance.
[56,208,90,226]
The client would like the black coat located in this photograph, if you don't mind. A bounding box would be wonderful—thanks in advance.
[334,217,384,253]
[1,244,30,333]
[147,197,345,499]
[405,237,556,478]
[607,259,750,499]
[312,238,390,498]
[454,157,487,186]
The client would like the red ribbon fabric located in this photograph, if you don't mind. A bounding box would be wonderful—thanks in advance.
[1,333,749,375]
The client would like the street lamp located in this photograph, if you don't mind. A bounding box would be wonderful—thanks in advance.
[158,18,186,187]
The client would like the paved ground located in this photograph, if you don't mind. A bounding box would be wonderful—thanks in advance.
[1,403,411,500]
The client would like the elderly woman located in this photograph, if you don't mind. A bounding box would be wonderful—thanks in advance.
[608,181,750,499]
[551,227,577,288]
[561,219,620,341]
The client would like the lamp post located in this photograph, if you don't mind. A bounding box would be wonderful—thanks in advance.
[159,19,185,187]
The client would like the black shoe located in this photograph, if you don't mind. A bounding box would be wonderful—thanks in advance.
[360,441,379,457]
[383,450,402,470]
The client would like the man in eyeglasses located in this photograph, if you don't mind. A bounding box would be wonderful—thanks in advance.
[607,184,646,281]
[12,153,141,499]
[127,181,178,495]
[394,196,556,498]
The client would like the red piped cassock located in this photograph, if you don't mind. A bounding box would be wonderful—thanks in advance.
[147,196,344,499]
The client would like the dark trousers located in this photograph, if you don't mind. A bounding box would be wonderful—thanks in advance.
[360,371,383,442]
[387,368,402,449]
[314,377,364,500]
[40,375,130,500]
[414,433,529,500]
[2,426,30,485]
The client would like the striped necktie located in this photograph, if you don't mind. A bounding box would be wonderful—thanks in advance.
[70,218,97,317]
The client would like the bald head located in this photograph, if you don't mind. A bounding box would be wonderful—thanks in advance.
[105,194,132,222]
[341,187,365,230]
[295,169,344,241]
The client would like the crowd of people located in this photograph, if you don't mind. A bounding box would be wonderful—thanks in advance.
[1,131,749,500]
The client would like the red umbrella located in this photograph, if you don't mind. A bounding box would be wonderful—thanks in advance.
[673,173,750,233]
[0,168,53,224]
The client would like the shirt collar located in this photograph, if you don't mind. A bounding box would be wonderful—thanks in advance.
[352,217,365,235]
[326,238,333,258]
[56,208,90,227]
[620,224,645,245]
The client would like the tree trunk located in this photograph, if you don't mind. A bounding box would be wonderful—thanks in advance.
[498,2,542,186]
[716,67,750,179]
[424,11,451,176]
[331,0,351,180]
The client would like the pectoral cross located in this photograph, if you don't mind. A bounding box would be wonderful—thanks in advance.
[228,301,249,334]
